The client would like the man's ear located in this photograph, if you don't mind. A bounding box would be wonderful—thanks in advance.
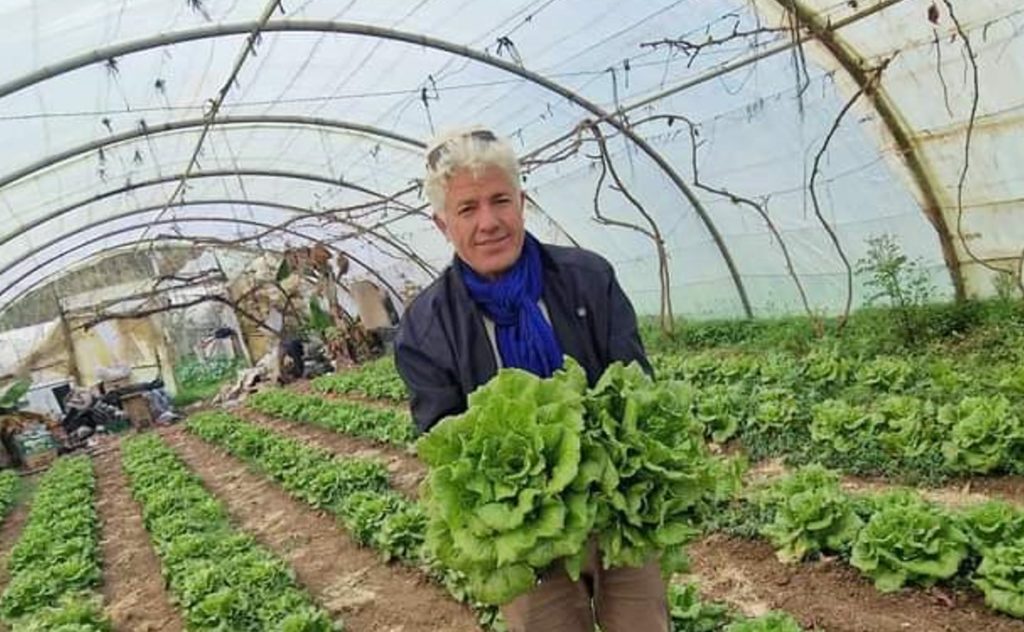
[432,212,448,237]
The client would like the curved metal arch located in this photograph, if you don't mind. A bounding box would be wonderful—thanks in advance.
[0,19,752,317]
[0,130,583,261]
[0,115,424,192]
[0,168,425,251]
[0,217,406,313]
[0,197,438,285]
[767,0,965,301]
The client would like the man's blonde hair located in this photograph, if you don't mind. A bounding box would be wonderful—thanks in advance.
[423,126,521,214]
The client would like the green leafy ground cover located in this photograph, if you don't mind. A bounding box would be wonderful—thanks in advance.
[185,411,503,630]
[248,388,415,446]
[311,356,407,402]
[651,349,1024,483]
[640,299,1024,358]
[121,434,336,631]
[667,582,806,632]
[715,464,1024,618]
[0,470,19,524]
[172,355,243,407]
[0,456,109,630]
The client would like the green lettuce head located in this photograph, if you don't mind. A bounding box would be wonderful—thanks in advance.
[584,362,737,575]
[416,358,598,605]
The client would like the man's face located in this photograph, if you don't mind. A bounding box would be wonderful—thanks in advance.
[434,165,526,279]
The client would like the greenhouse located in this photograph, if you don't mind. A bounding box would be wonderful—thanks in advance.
[0,0,1022,630]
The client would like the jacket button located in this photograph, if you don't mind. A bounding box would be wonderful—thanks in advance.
[576,307,587,318]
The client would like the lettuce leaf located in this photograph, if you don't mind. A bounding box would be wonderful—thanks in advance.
[761,465,862,563]
[584,362,740,574]
[417,359,597,605]
[850,492,967,592]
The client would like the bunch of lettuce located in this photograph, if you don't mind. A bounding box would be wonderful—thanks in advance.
[855,356,916,392]
[875,395,937,458]
[850,491,968,592]
[750,388,801,431]
[810,399,879,454]
[940,396,1023,473]
[801,346,851,391]
[760,465,862,563]
[418,359,739,605]
[416,361,598,605]
[694,384,747,443]
[714,355,761,385]
[583,362,740,575]
[973,540,1024,618]
[957,500,1024,555]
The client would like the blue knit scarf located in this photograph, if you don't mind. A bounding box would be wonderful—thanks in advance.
[459,233,564,377]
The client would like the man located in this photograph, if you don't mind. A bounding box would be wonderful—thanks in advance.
[394,127,669,632]
[197,325,238,360]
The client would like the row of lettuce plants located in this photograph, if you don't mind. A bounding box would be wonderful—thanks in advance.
[0,470,19,524]
[648,355,1024,481]
[248,388,415,445]
[300,346,1023,410]
[0,456,109,630]
[652,348,1024,404]
[311,356,408,402]
[184,411,504,629]
[121,434,336,631]
[724,464,1024,619]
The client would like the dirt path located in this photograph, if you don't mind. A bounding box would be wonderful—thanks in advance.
[239,408,426,498]
[93,446,184,632]
[686,534,1024,632]
[842,474,1024,508]
[838,476,1024,509]
[161,427,479,632]
[746,459,1024,508]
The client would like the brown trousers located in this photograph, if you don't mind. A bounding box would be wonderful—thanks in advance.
[501,539,670,632]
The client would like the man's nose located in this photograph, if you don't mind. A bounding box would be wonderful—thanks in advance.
[477,204,501,231]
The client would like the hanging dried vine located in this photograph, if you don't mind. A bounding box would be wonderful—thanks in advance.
[639,18,790,67]
[942,0,1023,296]
[75,292,276,334]
[808,60,889,329]
[585,121,674,332]
[673,115,817,325]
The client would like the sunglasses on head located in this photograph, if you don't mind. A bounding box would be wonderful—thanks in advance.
[426,129,498,170]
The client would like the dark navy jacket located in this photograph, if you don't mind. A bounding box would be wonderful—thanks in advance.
[394,241,651,433]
